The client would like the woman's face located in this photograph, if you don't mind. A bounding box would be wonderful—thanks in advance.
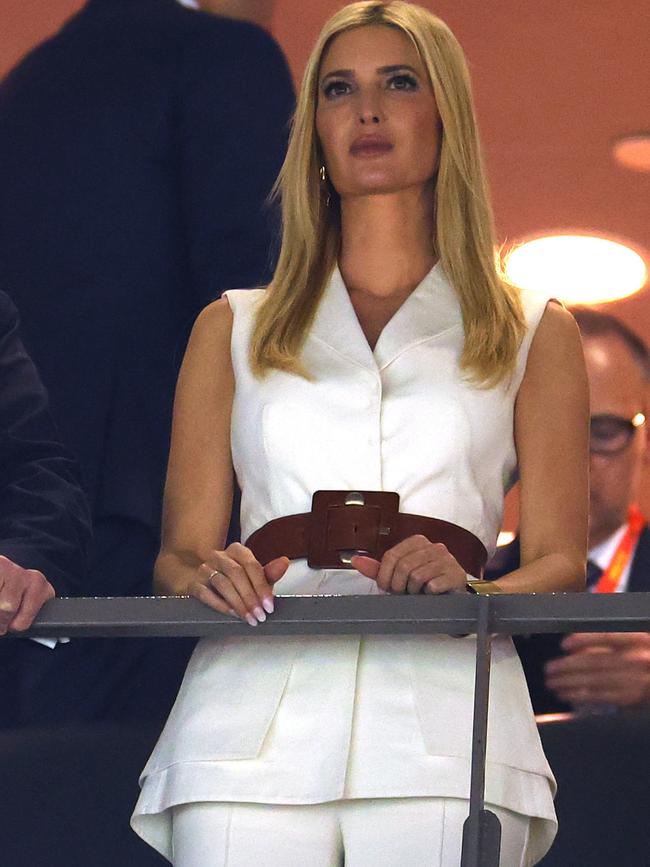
[315,25,441,200]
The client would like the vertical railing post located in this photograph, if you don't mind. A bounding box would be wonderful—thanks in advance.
[461,594,502,867]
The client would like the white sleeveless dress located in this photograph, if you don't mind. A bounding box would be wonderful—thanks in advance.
[131,263,557,863]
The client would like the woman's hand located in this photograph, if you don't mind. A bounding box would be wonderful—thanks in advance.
[190,543,290,626]
[351,535,468,594]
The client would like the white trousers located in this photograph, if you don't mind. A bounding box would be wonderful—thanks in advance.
[171,798,531,867]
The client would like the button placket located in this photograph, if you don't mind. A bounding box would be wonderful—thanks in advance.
[367,371,383,485]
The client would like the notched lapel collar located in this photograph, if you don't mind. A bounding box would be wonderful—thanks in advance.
[309,266,377,371]
[308,262,462,373]
[373,263,462,370]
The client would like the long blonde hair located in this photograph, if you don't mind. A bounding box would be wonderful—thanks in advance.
[251,0,525,386]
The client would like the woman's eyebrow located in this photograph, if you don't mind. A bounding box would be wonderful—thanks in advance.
[320,64,420,85]
[376,64,419,75]
[320,69,354,85]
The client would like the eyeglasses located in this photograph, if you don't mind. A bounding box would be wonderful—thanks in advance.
[590,412,646,455]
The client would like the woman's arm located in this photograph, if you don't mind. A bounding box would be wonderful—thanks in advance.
[153,299,236,596]
[154,298,288,623]
[493,302,589,593]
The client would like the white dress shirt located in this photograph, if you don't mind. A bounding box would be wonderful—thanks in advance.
[589,523,637,593]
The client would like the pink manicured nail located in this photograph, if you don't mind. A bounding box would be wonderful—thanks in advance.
[253,606,266,623]
[245,613,258,627]
[262,596,274,614]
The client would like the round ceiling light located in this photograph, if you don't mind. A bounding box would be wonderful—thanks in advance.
[613,134,650,172]
[503,235,648,305]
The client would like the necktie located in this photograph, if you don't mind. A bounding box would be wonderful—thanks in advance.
[586,558,603,590]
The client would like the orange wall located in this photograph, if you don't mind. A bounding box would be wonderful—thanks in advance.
[1,0,84,78]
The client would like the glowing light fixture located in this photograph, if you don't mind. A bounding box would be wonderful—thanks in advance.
[613,134,650,172]
[504,235,648,304]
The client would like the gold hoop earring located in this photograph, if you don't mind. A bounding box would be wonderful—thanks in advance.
[319,165,331,207]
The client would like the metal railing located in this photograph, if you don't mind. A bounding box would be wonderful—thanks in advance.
[24,591,650,867]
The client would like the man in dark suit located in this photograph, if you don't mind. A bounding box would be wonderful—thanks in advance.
[488,309,650,714]
[0,0,294,720]
[0,291,91,727]
[0,0,293,593]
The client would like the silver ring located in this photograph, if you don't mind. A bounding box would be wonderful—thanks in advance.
[207,568,222,582]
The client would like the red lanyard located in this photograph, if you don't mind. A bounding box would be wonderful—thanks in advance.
[594,503,646,593]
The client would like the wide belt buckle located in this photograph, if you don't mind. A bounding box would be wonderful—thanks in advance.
[307,490,400,569]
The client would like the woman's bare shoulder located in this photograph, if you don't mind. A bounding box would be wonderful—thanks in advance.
[194,296,233,333]
[187,297,234,359]
[528,300,583,371]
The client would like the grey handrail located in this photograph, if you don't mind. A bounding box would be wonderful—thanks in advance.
[21,591,650,638]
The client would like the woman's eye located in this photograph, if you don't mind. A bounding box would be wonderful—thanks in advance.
[323,80,351,99]
[387,74,418,91]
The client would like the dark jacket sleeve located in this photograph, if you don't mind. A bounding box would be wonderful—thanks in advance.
[0,292,91,596]
[176,19,295,302]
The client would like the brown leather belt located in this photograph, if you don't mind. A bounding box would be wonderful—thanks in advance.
[245,490,487,577]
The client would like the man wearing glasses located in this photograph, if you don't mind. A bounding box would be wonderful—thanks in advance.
[488,308,650,713]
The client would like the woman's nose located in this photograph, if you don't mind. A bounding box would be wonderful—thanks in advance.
[357,89,383,125]
[360,110,380,125]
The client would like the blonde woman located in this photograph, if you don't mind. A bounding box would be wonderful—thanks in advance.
[132,2,588,864]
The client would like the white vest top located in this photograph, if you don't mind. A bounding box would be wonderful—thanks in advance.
[133,264,557,863]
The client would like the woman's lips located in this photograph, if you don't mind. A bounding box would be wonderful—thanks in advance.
[349,137,394,157]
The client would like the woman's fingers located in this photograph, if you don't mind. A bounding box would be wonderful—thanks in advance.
[406,562,440,595]
[196,560,254,623]
[196,543,283,626]
[227,543,275,617]
[379,536,436,592]
[264,556,291,585]
[190,580,235,617]
[423,572,468,595]
[350,554,380,579]
[390,547,441,594]
[193,535,468,622]
[353,536,467,594]
[377,537,442,593]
